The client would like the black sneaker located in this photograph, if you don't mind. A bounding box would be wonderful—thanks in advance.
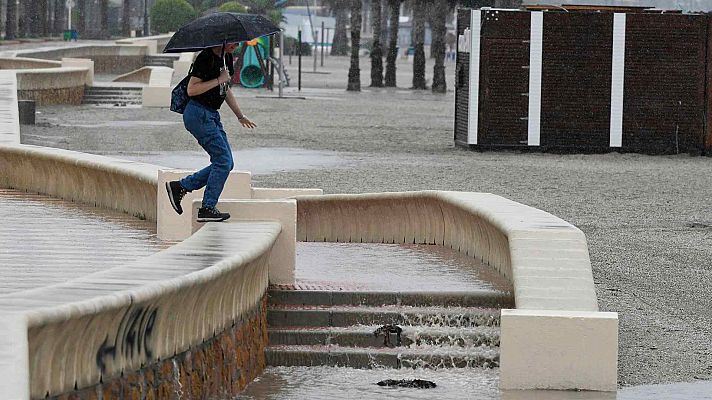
[197,206,231,222]
[166,180,188,215]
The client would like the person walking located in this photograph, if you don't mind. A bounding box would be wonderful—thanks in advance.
[166,42,257,222]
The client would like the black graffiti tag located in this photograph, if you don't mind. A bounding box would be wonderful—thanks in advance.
[95,306,158,374]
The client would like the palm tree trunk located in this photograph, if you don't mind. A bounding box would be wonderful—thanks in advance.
[369,0,383,87]
[37,0,48,37]
[411,0,426,89]
[100,0,109,39]
[5,0,16,40]
[77,0,86,35]
[384,0,399,87]
[331,3,350,56]
[53,0,64,35]
[122,0,131,36]
[430,0,448,93]
[347,0,362,91]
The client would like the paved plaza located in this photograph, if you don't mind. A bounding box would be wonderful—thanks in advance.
[18,53,712,389]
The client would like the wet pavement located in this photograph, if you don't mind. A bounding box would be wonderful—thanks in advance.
[104,147,353,177]
[0,189,171,296]
[238,366,712,400]
[295,242,513,293]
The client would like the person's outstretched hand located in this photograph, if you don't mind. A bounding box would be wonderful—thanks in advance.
[239,116,257,129]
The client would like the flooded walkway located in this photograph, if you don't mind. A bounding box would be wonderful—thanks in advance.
[0,189,171,296]
[292,242,513,293]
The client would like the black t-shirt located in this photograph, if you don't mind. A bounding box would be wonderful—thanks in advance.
[189,49,234,110]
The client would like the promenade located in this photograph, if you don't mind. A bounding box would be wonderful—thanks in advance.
[16,53,712,390]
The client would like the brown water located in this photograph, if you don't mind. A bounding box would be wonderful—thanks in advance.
[295,242,513,293]
[0,189,171,296]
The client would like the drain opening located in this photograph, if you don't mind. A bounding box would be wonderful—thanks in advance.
[377,379,437,389]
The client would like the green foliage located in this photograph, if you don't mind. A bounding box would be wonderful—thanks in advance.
[218,1,247,12]
[242,0,286,25]
[151,0,198,33]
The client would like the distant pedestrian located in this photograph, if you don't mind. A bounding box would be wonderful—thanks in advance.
[166,42,256,222]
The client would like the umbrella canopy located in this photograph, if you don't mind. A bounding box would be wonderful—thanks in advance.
[163,12,281,53]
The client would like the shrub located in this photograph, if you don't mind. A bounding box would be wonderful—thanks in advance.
[151,0,197,33]
[218,1,247,13]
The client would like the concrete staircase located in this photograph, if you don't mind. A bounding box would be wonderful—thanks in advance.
[144,54,178,68]
[82,86,143,106]
[266,288,514,369]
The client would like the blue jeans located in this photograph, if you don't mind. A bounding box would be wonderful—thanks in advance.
[179,100,234,208]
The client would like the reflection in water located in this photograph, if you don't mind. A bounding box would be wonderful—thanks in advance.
[296,242,513,292]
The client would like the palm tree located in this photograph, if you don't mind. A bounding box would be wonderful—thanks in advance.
[328,0,350,56]
[369,0,383,87]
[100,0,109,39]
[243,0,286,25]
[384,0,400,87]
[429,0,449,93]
[122,0,131,36]
[347,0,362,91]
[411,0,426,89]
[5,0,16,40]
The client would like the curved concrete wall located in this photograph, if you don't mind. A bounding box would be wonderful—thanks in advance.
[0,57,61,69]
[15,67,88,105]
[296,191,597,311]
[19,45,148,74]
[0,144,158,221]
[0,144,280,398]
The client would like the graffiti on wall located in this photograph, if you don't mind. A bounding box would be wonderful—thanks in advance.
[96,305,158,374]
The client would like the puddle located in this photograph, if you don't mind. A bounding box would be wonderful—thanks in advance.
[56,120,179,128]
[296,242,513,292]
[237,366,500,400]
[107,147,351,175]
[237,366,712,400]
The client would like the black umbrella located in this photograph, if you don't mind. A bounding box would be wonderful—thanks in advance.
[163,12,281,53]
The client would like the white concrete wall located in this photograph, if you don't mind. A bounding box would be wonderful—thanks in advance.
[295,191,618,391]
[0,71,20,145]
[61,58,94,86]
[500,310,619,391]
[192,199,297,285]
[157,169,252,240]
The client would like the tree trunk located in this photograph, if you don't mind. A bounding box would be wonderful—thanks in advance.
[384,0,399,87]
[100,0,109,39]
[5,0,15,40]
[122,0,131,36]
[411,0,426,89]
[37,0,48,37]
[331,4,350,56]
[53,0,64,35]
[369,0,383,87]
[347,0,362,91]
[77,0,86,35]
[23,1,39,37]
[430,0,447,93]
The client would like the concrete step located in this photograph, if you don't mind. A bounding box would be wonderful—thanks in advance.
[268,288,514,308]
[267,305,501,328]
[268,324,500,348]
[265,344,500,369]
[145,55,177,68]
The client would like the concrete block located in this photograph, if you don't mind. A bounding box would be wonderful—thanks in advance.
[157,169,252,241]
[134,39,158,54]
[142,86,171,108]
[61,58,94,85]
[251,187,323,199]
[192,199,296,284]
[173,60,192,79]
[500,309,618,392]
[0,313,29,400]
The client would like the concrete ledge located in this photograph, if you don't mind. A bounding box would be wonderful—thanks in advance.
[192,199,297,285]
[157,169,252,240]
[61,58,93,86]
[500,309,618,391]
[0,56,61,69]
[19,45,148,74]
[251,187,323,199]
[0,71,20,145]
[14,67,89,105]
[0,222,280,398]
[0,312,29,399]
[0,144,159,221]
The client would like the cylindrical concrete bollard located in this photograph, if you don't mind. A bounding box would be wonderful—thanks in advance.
[18,100,35,125]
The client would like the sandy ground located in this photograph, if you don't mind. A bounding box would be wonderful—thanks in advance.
[20,54,712,388]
